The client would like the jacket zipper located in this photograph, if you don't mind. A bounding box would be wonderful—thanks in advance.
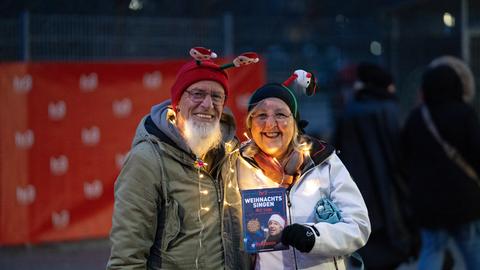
[210,150,234,269]
[286,189,299,270]
[285,155,333,270]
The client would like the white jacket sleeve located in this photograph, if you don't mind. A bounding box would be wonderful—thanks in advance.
[309,153,371,256]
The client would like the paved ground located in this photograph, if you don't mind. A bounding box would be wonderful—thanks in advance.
[0,238,111,270]
[0,237,465,270]
[0,238,416,270]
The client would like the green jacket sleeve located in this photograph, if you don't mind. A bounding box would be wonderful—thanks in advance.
[107,142,161,270]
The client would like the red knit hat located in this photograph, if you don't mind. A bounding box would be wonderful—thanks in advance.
[171,47,260,110]
[170,60,229,110]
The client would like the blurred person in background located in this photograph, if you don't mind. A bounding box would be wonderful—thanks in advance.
[107,56,247,269]
[333,63,416,269]
[401,56,480,270]
[236,83,371,269]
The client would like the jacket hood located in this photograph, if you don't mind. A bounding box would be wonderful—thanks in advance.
[131,99,236,153]
[429,55,475,103]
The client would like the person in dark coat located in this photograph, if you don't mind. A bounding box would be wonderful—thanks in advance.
[334,63,414,269]
[401,55,480,270]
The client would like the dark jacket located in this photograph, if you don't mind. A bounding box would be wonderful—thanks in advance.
[334,88,414,268]
[402,101,480,229]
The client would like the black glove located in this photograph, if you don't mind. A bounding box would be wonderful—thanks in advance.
[281,223,316,253]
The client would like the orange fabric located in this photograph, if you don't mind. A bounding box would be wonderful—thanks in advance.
[252,149,304,187]
[0,60,265,245]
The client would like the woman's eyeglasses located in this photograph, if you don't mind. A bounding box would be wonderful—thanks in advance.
[185,89,226,105]
[251,112,292,125]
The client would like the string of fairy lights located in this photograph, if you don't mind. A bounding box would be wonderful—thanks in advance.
[170,110,313,268]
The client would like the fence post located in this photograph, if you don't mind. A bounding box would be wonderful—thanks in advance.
[19,10,30,61]
[223,12,234,57]
[461,0,469,64]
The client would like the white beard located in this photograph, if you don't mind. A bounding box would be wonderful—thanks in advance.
[183,119,222,158]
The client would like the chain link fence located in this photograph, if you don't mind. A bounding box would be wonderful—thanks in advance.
[1,11,478,136]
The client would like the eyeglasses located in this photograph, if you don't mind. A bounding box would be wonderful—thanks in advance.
[184,89,226,105]
[251,112,292,125]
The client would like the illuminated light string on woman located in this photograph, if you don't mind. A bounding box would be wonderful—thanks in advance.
[234,78,371,269]
[192,66,319,268]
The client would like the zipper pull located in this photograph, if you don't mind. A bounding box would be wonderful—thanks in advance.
[286,190,292,207]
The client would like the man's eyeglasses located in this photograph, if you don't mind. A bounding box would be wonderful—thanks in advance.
[185,89,226,105]
[251,112,292,125]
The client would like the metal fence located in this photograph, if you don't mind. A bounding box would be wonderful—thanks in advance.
[0,13,227,61]
[1,11,479,136]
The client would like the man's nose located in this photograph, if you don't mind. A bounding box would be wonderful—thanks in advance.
[199,94,214,108]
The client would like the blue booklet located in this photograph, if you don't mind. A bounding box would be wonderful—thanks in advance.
[241,187,289,253]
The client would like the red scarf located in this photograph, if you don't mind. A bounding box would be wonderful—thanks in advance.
[253,149,304,186]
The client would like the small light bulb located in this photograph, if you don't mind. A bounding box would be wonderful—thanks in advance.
[443,12,455,27]
[225,142,234,152]
[199,174,204,178]
[200,190,209,195]
[202,207,210,211]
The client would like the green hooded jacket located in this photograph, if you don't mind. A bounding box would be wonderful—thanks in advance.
[107,100,247,270]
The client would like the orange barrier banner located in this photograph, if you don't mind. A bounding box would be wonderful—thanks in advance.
[0,60,265,245]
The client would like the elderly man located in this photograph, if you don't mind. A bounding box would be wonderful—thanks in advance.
[107,56,245,269]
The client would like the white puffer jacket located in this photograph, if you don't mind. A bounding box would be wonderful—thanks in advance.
[237,152,371,270]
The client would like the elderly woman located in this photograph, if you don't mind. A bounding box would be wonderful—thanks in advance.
[236,83,371,269]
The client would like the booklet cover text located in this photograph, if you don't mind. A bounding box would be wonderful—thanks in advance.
[241,187,289,253]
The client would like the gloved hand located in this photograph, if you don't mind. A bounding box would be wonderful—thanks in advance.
[281,223,316,253]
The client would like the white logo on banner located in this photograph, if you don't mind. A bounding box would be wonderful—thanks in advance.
[143,71,162,90]
[112,98,132,118]
[50,155,69,175]
[115,152,129,169]
[48,101,67,121]
[52,210,70,229]
[13,75,33,93]
[15,130,35,149]
[79,73,98,92]
[81,126,101,146]
[16,185,36,205]
[84,179,103,200]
